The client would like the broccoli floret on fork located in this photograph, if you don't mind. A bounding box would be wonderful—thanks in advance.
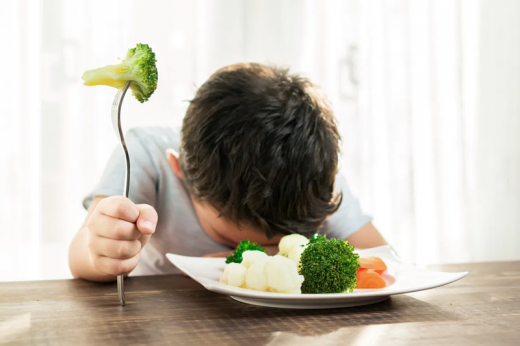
[82,43,158,103]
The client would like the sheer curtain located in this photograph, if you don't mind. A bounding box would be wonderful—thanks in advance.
[1,0,519,281]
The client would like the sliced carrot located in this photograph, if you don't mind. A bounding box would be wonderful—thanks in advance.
[358,256,387,273]
[356,269,387,289]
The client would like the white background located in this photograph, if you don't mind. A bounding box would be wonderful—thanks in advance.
[1,0,519,281]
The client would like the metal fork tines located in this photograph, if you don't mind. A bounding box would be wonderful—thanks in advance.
[111,81,132,306]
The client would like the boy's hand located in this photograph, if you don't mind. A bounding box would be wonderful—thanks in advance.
[86,196,157,276]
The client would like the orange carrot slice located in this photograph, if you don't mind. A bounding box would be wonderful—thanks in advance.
[356,269,387,289]
[359,256,387,273]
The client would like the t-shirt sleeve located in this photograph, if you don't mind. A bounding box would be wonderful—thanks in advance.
[83,128,158,209]
[320,173,372,239]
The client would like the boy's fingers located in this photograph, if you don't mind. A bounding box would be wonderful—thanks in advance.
[203,251,234,258]
[89,215,141,240]
[89,237,141,259]
[93,253,141,276]
[135,233,151,249]
[135,204,158,236]
[98,196,140,223]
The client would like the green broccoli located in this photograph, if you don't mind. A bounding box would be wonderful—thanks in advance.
[82,43,158,103]
[225,240,267,264]
[299,237,359,293]
[309,233,327,244]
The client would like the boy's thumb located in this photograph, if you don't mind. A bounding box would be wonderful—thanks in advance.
[135,204,158,236]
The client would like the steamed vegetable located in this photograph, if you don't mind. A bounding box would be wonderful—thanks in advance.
[220,250,304,293]
[221,235,390,295]
[356,269,387,289]
[359,256,387,274]
[241,249,269,268]
[299,237,359,293]
[309,233,327,244]
[245,261,269,291]
[264,256,304,294]
[277,234,309,256]
[287,244,307,268]
[220,263,247,287]
[82,43,158,103]
[225,240,267,264]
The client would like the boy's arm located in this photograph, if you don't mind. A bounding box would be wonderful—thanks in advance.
[345,222,387,249]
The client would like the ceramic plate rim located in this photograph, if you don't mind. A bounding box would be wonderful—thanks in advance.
[166,245,468,300]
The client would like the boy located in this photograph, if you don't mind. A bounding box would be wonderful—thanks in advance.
[69,63,387,282]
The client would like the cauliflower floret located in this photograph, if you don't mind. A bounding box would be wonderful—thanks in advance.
[277,234,309,257]
[245,262,268,291]
[241,250,269,268]
[220,246,305,294]
[220,267,230,284]
[227,263,247,287]
[220,263,247,287]
[287,244,307,267]
[264,255,304,294]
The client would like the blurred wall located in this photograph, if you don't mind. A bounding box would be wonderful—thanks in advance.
[472,0,520,261]
[1,0,519,281]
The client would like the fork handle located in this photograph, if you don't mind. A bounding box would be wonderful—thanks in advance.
[117,131,129,306]
[116,81,132,306]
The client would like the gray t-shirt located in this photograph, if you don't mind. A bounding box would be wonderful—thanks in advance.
[83,127,372,276]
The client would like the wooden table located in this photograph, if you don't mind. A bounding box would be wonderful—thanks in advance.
[1,262,519,345]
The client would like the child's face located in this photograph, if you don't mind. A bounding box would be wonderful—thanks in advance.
[166,149,283,247]
[192,200,283,247]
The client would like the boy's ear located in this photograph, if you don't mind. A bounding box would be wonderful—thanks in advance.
[166,149,183,179]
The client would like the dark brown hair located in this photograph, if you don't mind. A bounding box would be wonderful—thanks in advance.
[179,63,341,237]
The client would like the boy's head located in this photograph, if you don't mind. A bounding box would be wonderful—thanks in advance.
[172,63,341,240]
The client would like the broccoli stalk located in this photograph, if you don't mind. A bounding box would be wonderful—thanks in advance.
[225,240,267,264]
[298,237,360,293]
[82,43,158,103]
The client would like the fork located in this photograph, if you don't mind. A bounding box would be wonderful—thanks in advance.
[111,81,132,306]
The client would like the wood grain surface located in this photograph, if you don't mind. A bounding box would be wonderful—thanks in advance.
[1,262,519,345]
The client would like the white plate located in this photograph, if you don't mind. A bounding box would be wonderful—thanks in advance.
[166,246,467,309]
